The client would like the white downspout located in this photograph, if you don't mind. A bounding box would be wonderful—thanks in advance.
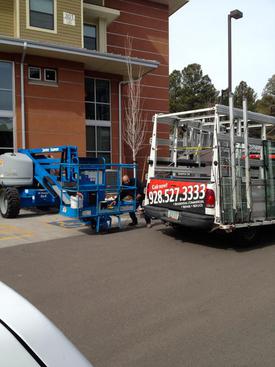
[21,42,27,149]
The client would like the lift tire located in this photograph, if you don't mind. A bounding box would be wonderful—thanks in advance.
[0,187,20,218]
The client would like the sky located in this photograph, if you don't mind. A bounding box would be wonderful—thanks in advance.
[169,0,275,98]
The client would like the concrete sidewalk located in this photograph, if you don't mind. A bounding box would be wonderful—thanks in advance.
[0,209,141,249]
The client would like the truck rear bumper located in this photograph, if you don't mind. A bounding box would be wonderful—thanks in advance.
[145,205,214,230]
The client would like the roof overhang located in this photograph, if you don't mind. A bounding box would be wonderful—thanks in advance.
[0,37,159,80]
[150,0,189,16]
[83,3,120,25]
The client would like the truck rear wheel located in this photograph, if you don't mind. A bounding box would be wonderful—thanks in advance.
[0,187,20,218]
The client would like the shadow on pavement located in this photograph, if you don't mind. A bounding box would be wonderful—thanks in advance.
[78,221,151,236]
[17,208,59,219]
[158,224,275,252]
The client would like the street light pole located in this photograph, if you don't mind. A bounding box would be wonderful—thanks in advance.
[228,9,243,94]
[228,13,232,94]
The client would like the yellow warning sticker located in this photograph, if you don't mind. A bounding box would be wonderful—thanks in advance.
[0,160,3,166]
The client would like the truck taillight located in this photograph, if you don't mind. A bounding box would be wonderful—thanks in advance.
[205,189,215,208]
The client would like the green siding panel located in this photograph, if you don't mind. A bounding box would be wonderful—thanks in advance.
[0,0,15,37]
[20,0,82,47]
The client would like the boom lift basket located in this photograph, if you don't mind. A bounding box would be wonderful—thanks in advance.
[59,159,137,232]
[0,145,137,232]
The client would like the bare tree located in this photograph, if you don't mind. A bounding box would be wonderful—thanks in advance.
[123,36,146,170]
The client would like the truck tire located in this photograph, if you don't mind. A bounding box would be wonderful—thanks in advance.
[0,187,20,218]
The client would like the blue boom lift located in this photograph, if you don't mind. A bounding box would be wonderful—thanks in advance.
[0,146,137,232]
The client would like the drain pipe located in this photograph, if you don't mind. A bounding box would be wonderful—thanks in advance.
[21,42,27,149]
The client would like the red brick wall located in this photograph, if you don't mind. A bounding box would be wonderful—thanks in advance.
[22,56,86,155]
[0,53,86,155]
[106,0,169,178]
[1,0,170,174]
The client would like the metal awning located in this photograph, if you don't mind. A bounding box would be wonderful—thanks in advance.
[0,37,159,79]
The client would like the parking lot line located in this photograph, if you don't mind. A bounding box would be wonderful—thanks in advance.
[0,224,33,241]
[48,219,87,229]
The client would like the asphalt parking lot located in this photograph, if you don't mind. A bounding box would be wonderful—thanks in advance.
[1,218,275,367]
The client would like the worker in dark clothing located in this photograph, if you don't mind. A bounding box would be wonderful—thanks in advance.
[115,175,151,227]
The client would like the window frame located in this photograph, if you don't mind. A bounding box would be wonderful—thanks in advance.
[83,23,98,51]
[26,0,57,34]
[28,66,58,86]
[86,125,112,162]
[85,77,112,160]
[85,77,111,123]
[0,61,15,154]
[28,66,42,81]
[44,68,57,83]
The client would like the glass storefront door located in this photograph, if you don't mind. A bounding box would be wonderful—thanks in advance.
[0,61,14,154]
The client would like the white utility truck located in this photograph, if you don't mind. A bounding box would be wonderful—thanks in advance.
[144,98,275,240]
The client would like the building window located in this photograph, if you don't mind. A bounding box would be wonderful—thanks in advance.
[86,126,111,163]
[28,66,41,81]
[85,78,110,121]
[0,118,13,153]
[84,24,97,51]
[28,66,57,84]
[29,0,55,30]
[44,68,57,82]
[0,62,14,154]
[85,77,111,162]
